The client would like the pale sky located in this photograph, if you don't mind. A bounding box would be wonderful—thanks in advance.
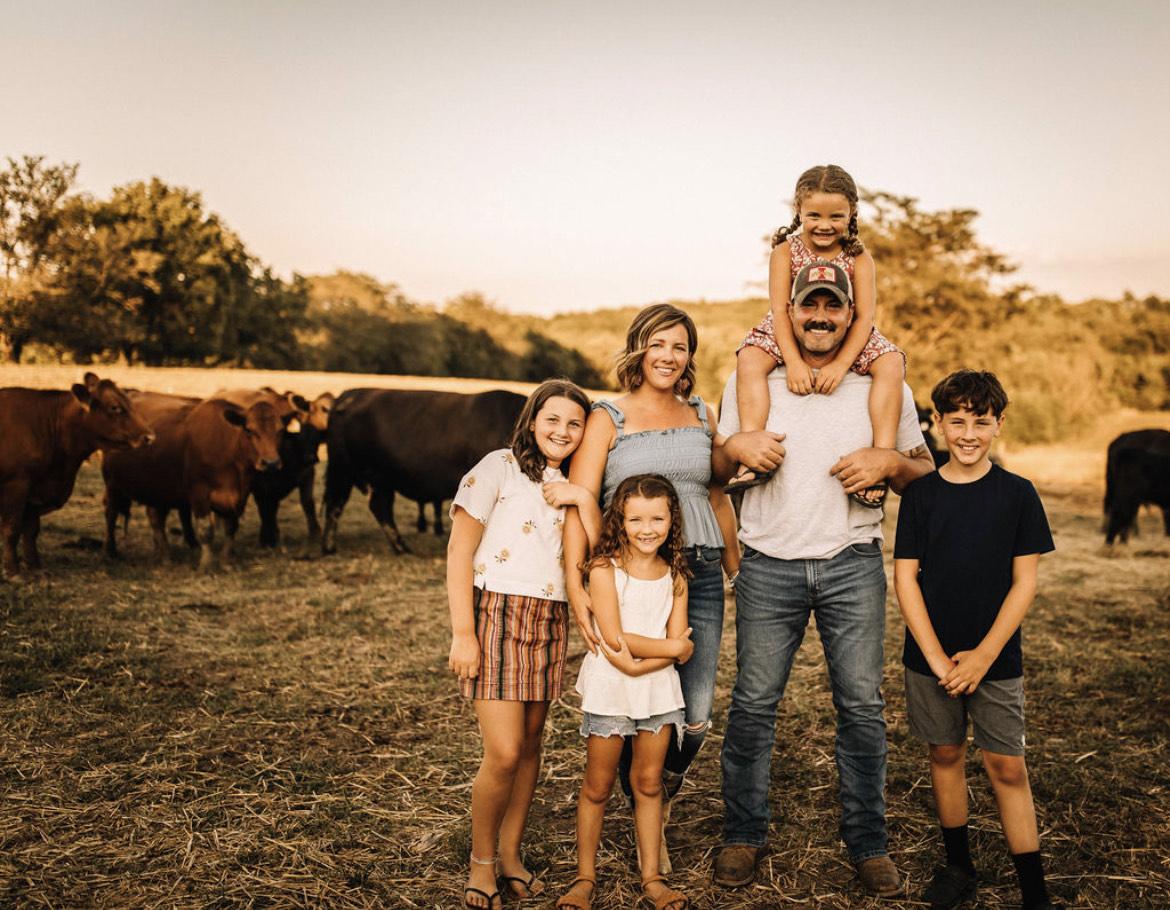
[5,1,1169,314]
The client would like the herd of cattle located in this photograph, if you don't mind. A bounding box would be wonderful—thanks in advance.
[0,373,526,577]
[0,372,1166,578]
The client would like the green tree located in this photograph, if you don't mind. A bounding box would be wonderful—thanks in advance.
[0,156,79,361]
[518,329,605,387]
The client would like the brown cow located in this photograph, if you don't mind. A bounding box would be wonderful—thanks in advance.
[103,395,287,572]
[0,373,154,577]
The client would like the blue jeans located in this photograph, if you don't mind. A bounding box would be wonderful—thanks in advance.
[666,546,726,779]
[621,545,726,797]
[720,541,889,862]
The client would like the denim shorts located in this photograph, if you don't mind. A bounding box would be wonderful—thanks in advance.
[905,669,1026,756]
[581,709,685,747]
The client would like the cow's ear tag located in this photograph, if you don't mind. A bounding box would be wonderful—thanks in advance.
[71,384,93,410]
[285,417,302,434]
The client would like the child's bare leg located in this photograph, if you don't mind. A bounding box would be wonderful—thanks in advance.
[563,735,624,904]
[497,701,550,895]
[929,742,969,827]
[867,352,905,451]
[730,346,778,484]
[982,751,1039,853]
[857,352,905,502]
[469,701,526,905]
[631,727,684,907]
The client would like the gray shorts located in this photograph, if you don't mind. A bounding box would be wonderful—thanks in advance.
[904,669,1026,756]
[580,709,685,748]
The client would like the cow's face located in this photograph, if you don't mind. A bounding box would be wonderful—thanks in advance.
[223,402,284,472]
[72,373,155,449]
[307,392,334,432]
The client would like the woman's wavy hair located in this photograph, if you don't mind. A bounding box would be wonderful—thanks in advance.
[582,474,691,593]
[510,378,592,482]
[612,304,698,396]
[772,164,865,257]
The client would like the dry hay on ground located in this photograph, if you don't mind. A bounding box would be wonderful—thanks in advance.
[1,469,1168,908]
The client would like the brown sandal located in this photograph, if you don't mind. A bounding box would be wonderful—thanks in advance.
[555,877,595,909]
[640,874,688,910]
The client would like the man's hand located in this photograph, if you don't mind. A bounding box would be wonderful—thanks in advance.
[813,360,849,395]
[786,359,815,395]
[568,585,599,654]
[830,447,896,495]
[939,649,993,696]
[726,431,787,475]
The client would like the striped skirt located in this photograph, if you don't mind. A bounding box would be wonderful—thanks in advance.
[459,587,569,702]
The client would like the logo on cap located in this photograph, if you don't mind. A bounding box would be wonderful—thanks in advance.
[807,266,835,283]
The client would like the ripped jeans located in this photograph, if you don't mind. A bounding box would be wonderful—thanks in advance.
[621,546,726,797]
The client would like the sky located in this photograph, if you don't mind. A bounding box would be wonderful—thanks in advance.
[5,0,1169,315]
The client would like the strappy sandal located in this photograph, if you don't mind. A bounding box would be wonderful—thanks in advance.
[499,869,544,900]
[463,885,501,909]
[465,853,501,909]
[849,482,888,509]
[640,874,688,910]
[723,468,775,494]
[555,877,595,909]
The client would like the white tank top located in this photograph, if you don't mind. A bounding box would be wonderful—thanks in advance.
[575,565,685,719]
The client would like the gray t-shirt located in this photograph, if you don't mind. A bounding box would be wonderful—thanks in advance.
[718,369,925,560]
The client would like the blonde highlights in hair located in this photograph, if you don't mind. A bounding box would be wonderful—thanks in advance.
[613,304,699,396]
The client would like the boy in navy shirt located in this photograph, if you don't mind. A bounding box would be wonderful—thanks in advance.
[894,370,1057,910]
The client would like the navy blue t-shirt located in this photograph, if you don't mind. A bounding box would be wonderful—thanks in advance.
[894,464,1054,680]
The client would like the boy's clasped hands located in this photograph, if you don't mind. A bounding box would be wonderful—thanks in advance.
[934,647,995,697]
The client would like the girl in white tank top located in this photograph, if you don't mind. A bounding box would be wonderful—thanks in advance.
[558,475,693,910]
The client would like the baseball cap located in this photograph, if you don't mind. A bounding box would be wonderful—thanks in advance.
[791,260,853,307]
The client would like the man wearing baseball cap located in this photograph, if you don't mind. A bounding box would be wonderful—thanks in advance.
[712,260,935,896]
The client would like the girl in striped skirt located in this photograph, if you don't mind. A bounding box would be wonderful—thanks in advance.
[448,379,600,910]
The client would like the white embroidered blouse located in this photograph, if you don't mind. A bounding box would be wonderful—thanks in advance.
[450,449,569,601]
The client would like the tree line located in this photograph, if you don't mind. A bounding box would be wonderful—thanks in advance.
[3,155,1167,441]
[0,156,604,387]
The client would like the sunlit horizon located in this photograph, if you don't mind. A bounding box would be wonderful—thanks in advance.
[6,1,1169,315]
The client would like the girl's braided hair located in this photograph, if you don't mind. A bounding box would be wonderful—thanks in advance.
[771,164,865,257]
[582,474,691,594]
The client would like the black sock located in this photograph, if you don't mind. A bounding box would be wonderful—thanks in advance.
[941,824,975,873]
[1011,850,1050,908]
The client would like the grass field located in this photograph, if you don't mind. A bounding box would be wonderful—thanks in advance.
[1,366,1168,908]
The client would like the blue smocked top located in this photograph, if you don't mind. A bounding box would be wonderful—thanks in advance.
[595,396,724,550]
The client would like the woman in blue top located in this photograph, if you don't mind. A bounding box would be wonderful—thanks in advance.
[563,303,740,875]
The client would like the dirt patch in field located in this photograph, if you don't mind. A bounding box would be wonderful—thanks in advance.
[1,465,1168,908]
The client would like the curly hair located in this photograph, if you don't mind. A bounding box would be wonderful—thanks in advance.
[582,474,691,593]
[772,164,865,257]
[510,378,592,482]
[931,369,1010,418]
[612,304,699,396]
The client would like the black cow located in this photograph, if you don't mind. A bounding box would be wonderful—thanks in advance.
[415,499,446,536]
[1104,428,1170,544]
[249,392,333,547]
[321,388,526,554]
